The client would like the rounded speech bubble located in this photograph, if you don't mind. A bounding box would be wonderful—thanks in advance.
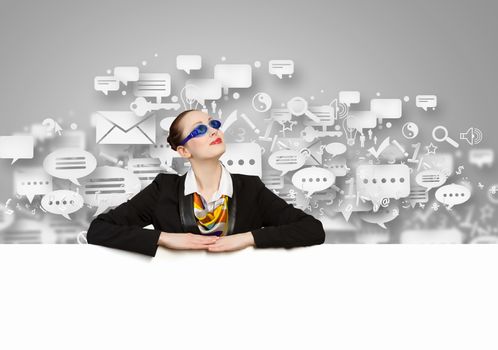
[80,166,141,216]
[325,142,347,158]
[359,202,400,229]
[113,66,139,86]
[435,183,471,209]
[41,190,84,220]
[268,149,306,176]
[291,166,335,196]
[415,169,447,192]
[176,55,202,74]
[43,148,97,186]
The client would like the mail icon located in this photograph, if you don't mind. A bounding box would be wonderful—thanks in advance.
[96,111,156,144]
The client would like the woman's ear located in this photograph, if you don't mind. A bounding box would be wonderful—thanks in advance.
[176,146,191,159]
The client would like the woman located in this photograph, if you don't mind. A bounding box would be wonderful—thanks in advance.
[86,109,325,256]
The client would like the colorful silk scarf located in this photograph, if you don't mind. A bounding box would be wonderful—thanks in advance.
[192,192,229,236]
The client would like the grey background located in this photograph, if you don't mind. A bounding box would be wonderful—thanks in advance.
[0,0,496,239]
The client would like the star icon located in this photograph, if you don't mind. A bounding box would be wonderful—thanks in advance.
[425,142,438,154]
[280,120,297,132]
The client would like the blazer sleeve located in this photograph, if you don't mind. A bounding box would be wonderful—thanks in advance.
[249,176,326,248]
[86,174,165,257]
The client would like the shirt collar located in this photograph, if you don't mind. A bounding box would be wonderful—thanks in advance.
[184,161,233,200]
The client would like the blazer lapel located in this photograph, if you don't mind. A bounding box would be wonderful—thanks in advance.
[227,173,237,235]
[178,172,238,235]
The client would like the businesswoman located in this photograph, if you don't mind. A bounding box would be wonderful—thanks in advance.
[86,109,325,256]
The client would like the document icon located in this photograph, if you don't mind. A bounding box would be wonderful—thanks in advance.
[96,111,156,144]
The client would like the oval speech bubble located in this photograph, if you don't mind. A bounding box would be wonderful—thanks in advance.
[325,142,347,158]
[41,190,84,220]
[435,183,471,209]
[268,149,306,176]
[291,166,335,196]
[415,169,447,192]
[43,148,97,186]
[80,166,141,216]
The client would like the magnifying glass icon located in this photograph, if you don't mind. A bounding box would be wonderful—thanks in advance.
[286,97,321,123]
[432,125,459,148]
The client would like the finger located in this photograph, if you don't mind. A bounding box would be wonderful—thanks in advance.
[187,243,213,250]
[207,244,226,252]
[193,234,220,241]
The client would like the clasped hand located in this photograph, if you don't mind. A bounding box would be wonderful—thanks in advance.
[158,232,255,252]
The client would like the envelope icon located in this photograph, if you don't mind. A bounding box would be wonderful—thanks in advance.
[96,111,156,144]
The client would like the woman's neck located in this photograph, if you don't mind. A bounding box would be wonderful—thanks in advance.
[189,159,222,192]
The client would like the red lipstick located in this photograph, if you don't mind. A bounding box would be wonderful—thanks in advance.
[210,137,222,145]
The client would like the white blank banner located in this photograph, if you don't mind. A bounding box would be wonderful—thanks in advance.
[1,245,497,350]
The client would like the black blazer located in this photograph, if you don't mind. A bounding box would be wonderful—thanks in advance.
[86,172,325,256]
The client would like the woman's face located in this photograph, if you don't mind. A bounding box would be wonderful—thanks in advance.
[176,110,225,160]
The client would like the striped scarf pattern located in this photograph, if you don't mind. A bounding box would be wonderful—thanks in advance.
[192,192,229,236]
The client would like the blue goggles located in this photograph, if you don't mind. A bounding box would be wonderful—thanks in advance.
[179,119,222,146]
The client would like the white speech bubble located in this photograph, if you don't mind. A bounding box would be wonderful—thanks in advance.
[420,153,454,177]
[339,91,360,106]
[408,185,429,208]
[214,64,252,94]
[268,60,294,79]
[359,202,399,229]
[81,166,141,216]
[94,76,120,95]
[43,148,97,186]
[133,73,171,99]
[308,105,335,125]
[185,79,222,106]
[323,156,349,177]
[128,158,165,188]
[346,111,377,133]
[219,143,262,177]
[415,169,447,192]
[416,95,437,111]
[291,166,335,196]
[41,190,84,220]
[435,183,471,209]
[268,150,307,176]
[14,166,53,203]
[176,55,202,74]
[325,142,347,158]
[113,66,139,86]
[370,99,402,119]
[0,135,34,164]
[356,164,411,208]
[469,149,494,168]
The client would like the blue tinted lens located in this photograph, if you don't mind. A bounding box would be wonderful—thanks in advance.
[209,119,221,129]
[194,124,208,135]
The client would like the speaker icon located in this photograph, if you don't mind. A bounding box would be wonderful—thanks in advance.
[459,127,483,146]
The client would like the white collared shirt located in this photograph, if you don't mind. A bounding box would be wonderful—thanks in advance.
[184,161,233,212]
